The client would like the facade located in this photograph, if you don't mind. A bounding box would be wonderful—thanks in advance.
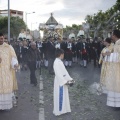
[31,30,40,40]
[0,9,23,19]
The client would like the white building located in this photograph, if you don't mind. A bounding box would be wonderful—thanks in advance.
[0,9,23,19]
[31,30,40,40]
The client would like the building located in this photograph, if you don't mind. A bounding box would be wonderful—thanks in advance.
[0,9,23,19]
[31,30,40,40]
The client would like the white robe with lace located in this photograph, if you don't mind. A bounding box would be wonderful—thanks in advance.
[105,39,120,107]
[0,43,18,110]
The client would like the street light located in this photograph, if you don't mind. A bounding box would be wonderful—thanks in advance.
[31,22,37,31]
[8,0,10,42]
[25,12,35,32]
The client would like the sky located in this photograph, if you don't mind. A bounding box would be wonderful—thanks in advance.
[0,0,117,30]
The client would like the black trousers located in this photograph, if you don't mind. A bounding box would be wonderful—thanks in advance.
[28,61,37,85]
[48,58,54,73]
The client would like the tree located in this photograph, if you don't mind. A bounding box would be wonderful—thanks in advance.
[84,0,120,38]
[63,24,82,38]
[0,16,26,39]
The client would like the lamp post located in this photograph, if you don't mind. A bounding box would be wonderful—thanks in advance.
[25,12,35,32]
[31,22,37,31]
[8,0,10,42]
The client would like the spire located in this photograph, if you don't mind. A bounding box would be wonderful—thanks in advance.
[46,13,58,25]
[51,13,53,16]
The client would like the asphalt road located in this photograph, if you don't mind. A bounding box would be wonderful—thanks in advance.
[0,70,39,120]
[0,61,120,120]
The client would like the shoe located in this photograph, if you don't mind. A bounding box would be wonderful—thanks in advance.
[49,72,54,75]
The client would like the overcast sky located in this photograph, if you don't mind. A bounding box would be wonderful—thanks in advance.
[0,0,117,30]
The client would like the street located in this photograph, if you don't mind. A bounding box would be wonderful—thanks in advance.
[0,61,120,120]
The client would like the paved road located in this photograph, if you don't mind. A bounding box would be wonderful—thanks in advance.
[0,61,120,120]
[0,70,39,120]
[42,62,120,120]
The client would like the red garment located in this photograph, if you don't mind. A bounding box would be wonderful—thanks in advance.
[82,49,87,54]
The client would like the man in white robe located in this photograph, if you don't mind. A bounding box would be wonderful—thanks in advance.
[0,33,18,110]
[105,30,120,107]
[53,49,74,116]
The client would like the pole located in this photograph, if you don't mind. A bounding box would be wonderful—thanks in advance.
[25,12,27,39]
[8,0,10,42]
[25,12,35,39]
[31,23,32,31]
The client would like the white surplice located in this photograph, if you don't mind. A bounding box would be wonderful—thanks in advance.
[53,58,73,116]
[105,39,120,107]
[0,43,18,110]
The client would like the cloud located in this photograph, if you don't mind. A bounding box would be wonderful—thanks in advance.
[0,0,117,28]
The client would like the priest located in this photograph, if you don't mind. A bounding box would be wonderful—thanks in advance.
[0,33,18,110]
[105,30,120,107]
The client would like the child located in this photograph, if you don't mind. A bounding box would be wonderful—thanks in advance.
[53,49,74,116]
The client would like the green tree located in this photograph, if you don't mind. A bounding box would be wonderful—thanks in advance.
[0,16,26,38]
[63,24,82,38]
[84,0,120,38]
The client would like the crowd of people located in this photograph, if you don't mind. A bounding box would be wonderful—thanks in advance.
[12,36,106,72]
[0,29,120,117]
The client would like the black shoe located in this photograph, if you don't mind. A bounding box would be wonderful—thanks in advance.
[49,71,54,75]
[112,107,120,111]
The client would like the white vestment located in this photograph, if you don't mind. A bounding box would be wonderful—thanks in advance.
[53,58,73,116]
[105,39,120,107]
[0,43,18,110]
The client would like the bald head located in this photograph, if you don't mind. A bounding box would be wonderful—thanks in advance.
[30,41,36,46]
[30,41,36,49]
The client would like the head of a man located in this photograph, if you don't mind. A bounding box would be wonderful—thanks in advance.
[0,33,4,45]
[19,42,23,47]
[30,42,36,49]
[104,38,111,46]
[112,30,120,42]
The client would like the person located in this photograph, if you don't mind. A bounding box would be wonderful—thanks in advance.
[65,40,73,67]
[105,30,120,107]
[99,38,114,94]
[0,33,18,110]
[91,38,99,67]
[46,37,55,74]
[16,42,23,70]
[27,42,41,86]
[53,49,74,116]
[81,39,88,68]
[76,38,82,65]
[21,40,29,70]
[72,40,77,63]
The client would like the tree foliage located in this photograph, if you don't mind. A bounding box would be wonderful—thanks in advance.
[84,0,120,38]
[63,0,120,38]
[63,24,82,37]
[0,16,26,38]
